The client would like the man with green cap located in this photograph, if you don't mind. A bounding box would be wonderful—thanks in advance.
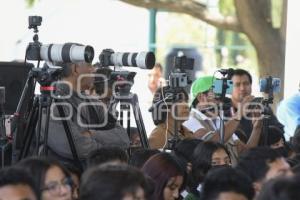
[183,76,263,164]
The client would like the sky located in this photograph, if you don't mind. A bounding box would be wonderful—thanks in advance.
[0,0,149,61]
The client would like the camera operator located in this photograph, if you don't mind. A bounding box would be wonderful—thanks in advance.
[148,86,193,149]
[228,69,283,143]
[90,65,113,107]
[42,60,130,165]
[183,76,263,165]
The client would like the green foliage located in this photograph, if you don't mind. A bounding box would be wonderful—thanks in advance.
[156,12,207,66]
[271,0,283,28]
[216,0,256,70]
[26,0,38,7]
[219,0,235,15]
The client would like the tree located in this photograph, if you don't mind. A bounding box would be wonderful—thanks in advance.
[120,0,287,105]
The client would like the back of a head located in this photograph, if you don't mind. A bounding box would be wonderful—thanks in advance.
[173,138,202,163]
[236,147,281,183]
[87,147,128,168]
[0,167,38,200]
[200,167,255,200]
[256,176,300,200]
[80,163,147,200]
[141,152,186,200]
[129,149,160,169]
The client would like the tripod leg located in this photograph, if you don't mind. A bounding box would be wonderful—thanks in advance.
[18,98,39,160]
[35,101,43,155]
[40,98,52,156]
[131,94,149,149]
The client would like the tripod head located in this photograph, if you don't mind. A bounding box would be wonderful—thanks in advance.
[29,64,63,95]
[111,71,136,97]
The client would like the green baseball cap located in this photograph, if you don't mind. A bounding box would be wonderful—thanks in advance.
[190,76,214,106]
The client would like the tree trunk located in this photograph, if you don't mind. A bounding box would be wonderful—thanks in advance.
[119,0,287,107]
[234,0,286,107]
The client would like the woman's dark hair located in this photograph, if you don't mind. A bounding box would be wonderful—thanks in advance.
[142,152,186,200]
[151,86,189,125]
[190,141,230,197]
[129,149,160,169]
[87,147,128,168]
[17,156,71,199]
[173,138,203,163]
[259,125,285,146]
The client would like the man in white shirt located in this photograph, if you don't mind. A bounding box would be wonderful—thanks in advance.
[183,76,262,164]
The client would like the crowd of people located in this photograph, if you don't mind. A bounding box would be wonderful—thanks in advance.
[1,55,300,200]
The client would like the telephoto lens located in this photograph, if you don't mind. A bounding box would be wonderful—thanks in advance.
[40,43,94,63]
[99,49,155,69]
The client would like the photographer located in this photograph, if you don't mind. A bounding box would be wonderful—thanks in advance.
[183,76,262,164]
[42,60,130,165]
[148,86,193,149]
[228,69,283,143]
[90,64,113,107]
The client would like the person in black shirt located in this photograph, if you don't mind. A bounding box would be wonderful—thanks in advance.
[228,69,283,143]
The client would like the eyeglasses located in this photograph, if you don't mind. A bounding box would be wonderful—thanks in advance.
[41,177,73,195]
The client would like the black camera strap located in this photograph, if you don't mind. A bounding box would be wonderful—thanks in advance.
[56,103,83,171]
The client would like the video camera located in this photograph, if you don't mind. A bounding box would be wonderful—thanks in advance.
[259,76,281,94]
[26,16,94,63]
[168,55,194,89]
[259,76,281,105]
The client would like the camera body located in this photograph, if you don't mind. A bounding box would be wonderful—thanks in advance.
[169,73,188,88]
[28,16,42,30]
[213,79,233,95]
[174,55,194,70]
[168,55,194,89]
[259,77,281,94]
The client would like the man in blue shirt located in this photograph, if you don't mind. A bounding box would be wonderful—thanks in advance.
[277,86,300,140]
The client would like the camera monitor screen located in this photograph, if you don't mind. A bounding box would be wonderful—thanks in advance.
[0,62,33,115]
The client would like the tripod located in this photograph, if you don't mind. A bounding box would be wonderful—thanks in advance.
[12,65,82,170]
[164,92,182,151]
[0,87,12,168]
[109,88,149,152]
